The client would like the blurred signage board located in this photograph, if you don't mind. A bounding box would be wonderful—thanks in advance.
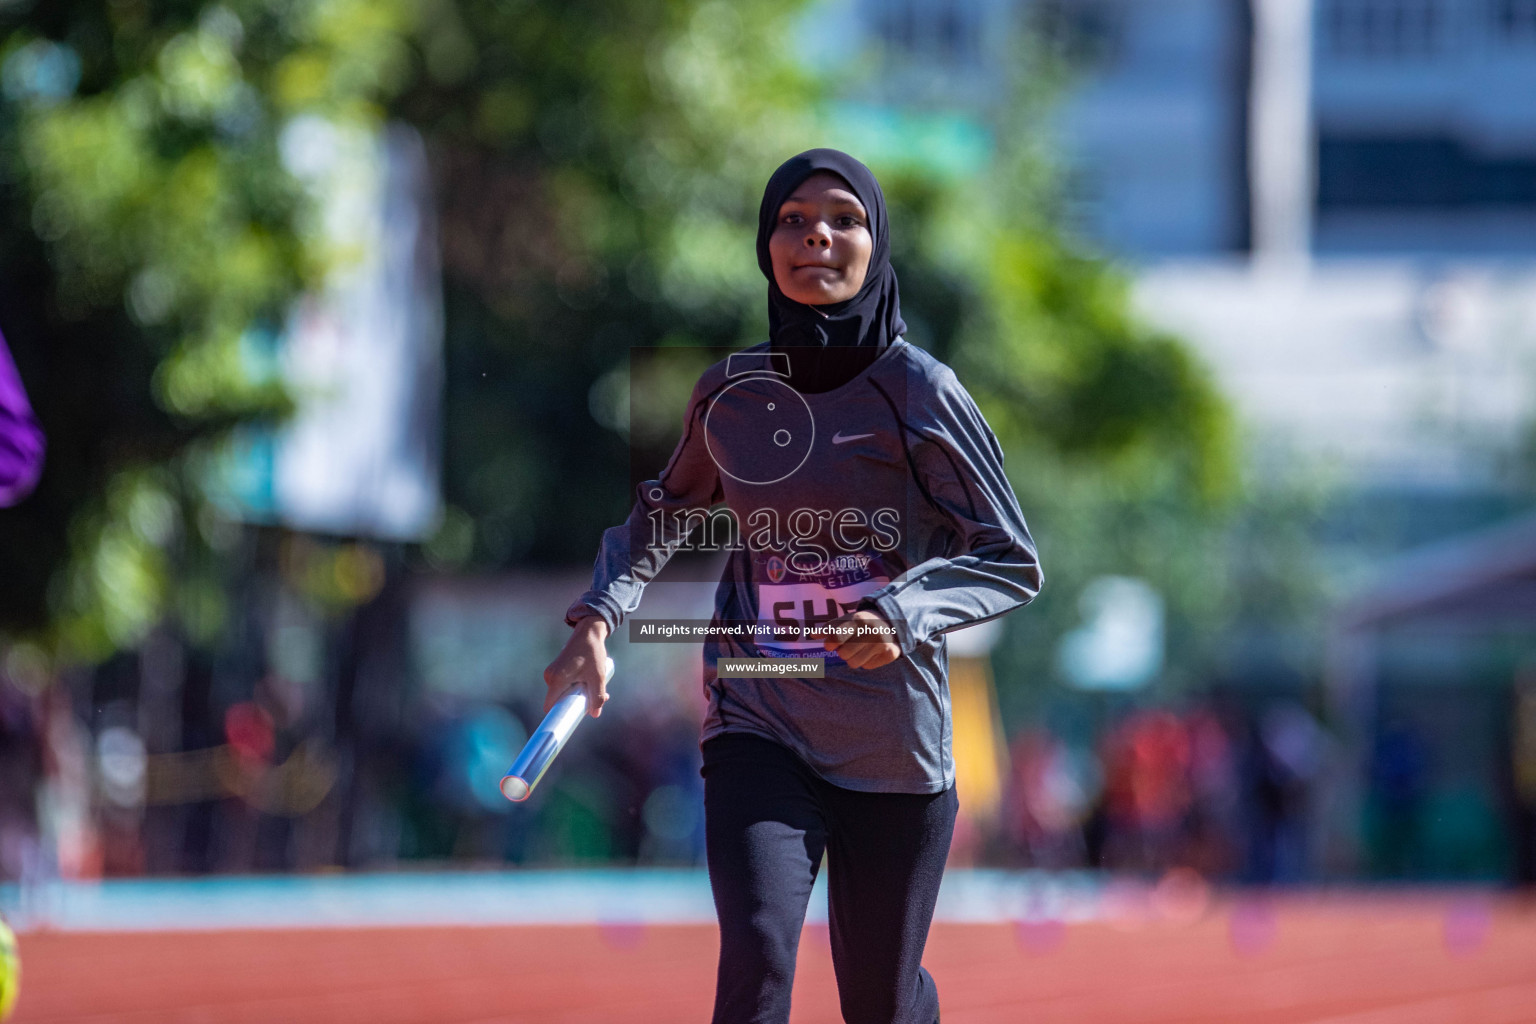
[213,119,443,541]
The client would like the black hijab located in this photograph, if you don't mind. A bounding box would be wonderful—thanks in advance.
[756,149,906,393]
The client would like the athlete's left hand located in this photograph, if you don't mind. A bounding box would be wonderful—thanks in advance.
[816,608,902,670]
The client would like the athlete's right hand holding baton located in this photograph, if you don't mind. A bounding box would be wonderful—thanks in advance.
[544,614,613,718]
[499,621,611,803]
[498,616,612,803]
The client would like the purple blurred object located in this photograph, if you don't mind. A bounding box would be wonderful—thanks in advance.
[0,332,44,506]
[597,919,646,950]
[1443,897,1491,956]
[1228,897,1278,956]
[1014,917,1067,955]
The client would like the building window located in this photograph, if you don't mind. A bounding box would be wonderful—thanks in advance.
[868,0,983,66]
[1031,0,1124,68]
[1494,0,1536,37]
[1323,0,1445,57]
[872,0,918,52]
[1318,134,1536,209]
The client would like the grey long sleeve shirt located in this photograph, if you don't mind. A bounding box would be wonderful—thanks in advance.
[567,339,1041,793]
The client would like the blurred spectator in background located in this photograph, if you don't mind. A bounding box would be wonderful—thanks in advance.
[0,331,44,506]
[994,701,1339,882]
[0,683,43,885]
[1369,717,1430,880]
[1001,728,1097,869]
[1184,706,1241,878]
[1510,675,1536,888]
[1095,711,1194,873]
[1246,702,1325,884]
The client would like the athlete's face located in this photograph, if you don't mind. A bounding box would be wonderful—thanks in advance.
[769,172,873,306]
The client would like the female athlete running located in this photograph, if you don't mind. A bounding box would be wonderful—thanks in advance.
[546,149,1041,1024]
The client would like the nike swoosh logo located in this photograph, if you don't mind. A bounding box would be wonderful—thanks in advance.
[831,432,875,445]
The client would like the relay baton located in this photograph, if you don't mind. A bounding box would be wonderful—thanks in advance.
[500,657,614,803]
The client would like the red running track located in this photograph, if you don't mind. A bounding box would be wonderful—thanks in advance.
[10,894,1536,1023]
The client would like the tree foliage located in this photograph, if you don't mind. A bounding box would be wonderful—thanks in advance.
[0,0,415,658]
[393,0,830,568]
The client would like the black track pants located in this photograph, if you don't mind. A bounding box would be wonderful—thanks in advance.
[702,732,958,1024]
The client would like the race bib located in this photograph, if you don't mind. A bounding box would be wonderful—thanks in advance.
[755,577,889,658]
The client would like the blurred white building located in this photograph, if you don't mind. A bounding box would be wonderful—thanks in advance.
[838,0,1536,495]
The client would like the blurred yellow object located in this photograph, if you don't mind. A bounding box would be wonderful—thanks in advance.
[0,915,19,1020]
[144,740,337,815]
[947,655,1009,824]
[1514,683,1536,804]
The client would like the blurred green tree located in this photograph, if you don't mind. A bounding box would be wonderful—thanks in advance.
[0,0,417,660]
[393,0,829,569]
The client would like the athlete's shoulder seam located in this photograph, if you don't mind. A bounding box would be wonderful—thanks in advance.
[887,340,963,389]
